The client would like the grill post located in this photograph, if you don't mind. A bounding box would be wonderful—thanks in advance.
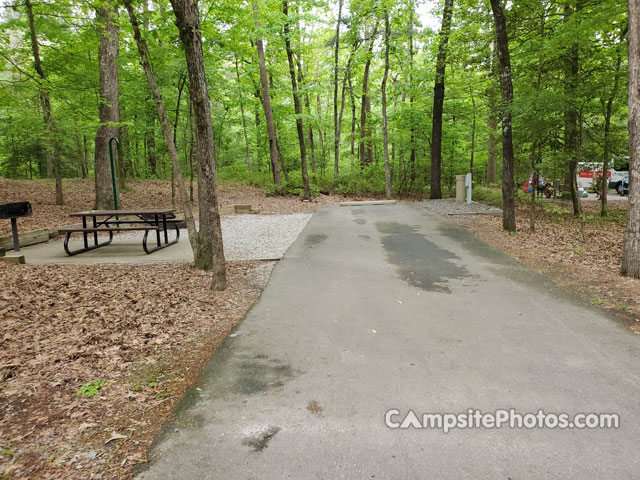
[10,217,20,252]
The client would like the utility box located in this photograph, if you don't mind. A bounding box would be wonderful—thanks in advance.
[456,175,466,203]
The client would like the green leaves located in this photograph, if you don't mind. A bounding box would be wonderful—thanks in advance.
[73,380,106,398]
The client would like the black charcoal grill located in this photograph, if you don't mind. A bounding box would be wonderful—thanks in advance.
[0,202,32,251]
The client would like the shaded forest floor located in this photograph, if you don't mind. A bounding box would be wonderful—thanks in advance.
[450,198,640,333]
[0,177,370,479]
[0,177,369,236]
[0,261,274,479]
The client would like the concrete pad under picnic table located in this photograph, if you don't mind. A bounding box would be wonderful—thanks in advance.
[18,214,311,265]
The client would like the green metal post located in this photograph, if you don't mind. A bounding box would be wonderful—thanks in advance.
[108,137,120,210]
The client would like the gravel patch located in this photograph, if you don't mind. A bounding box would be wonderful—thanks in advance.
[244,261,277,289]
[221,214,311,260]
[421,199,502,217]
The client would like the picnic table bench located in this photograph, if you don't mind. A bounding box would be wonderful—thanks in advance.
[58,209,180,256]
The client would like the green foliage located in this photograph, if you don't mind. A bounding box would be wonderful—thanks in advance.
[567,244,586,255]
[0,0,630,202]
[332,164,388,195]
[73,380,106,398]
[544,204,570,216]
[472,186,502,207]
[218,164,272,189]
[0,442,15,459]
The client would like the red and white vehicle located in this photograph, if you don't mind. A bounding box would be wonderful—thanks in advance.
[577,162,628,192]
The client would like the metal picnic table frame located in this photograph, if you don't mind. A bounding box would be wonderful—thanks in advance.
[59,209,180,256]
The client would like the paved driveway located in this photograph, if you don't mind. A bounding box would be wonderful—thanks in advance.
[137,203,640,479]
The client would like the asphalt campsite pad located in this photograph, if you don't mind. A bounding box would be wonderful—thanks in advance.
[136,203,640,479]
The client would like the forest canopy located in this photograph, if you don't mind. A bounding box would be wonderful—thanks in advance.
[0,0,629,198]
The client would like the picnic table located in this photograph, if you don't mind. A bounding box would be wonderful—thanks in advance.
[58,209,180,256]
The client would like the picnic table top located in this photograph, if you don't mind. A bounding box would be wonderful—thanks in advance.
[69,209,175,217]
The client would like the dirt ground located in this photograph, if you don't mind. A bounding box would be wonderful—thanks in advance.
[0,178,367,236]
[0,260,276,479]
[0,178,372,479]
[450,199,640,333]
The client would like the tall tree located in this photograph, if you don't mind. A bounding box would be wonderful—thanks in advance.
[622,0,640,277]
[25,0,63,205]
[295,55,317,176]
[601,43,624,215]
[563,1,582,217]
[282,0,311,200]
[485,42,499,185]
[234,56,252,170]
[469,85,476,175]
[408,3,416,188]
[94,3,120,210]
[170,0,227,290]
[333,0,343,178]
[381,9,392,199]
[253,3,282,185]
[123,0,197,256]
[429,0,454,199]
[489,0,516,231]
[359,21,379,166]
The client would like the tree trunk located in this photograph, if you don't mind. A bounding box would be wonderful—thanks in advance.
[382,12,392,199]
[25,0,63,205]
[234,56,252,170]
[124,0,198,255]
[316,94,327,174]
[601,48,623,215]
[82,135,89,178]
[118,123,129,191]
[622,0,640,277]
[253,88,263,170]
[486,116,498,184]
[170,0,226,290]
[145,119,157,175]
[171,72,187,207]
[563,2,582,217]
[348,71,357,168]
[469,85,476,175]
[282,0,311,200]
[359,23,378,167]
[485,40,499,185]
[253,5,281,185]
[337,45,356,176]
[333,0,343,178]
[529,12,546,233]
[429,0,454,199]
[295,55,317,176]
[407,8,416,189]
[93,4,119,209]
[490,0,516,231]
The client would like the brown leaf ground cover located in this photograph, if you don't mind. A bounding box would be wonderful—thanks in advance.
[451,199,640,332]
[0,177,372,479]
[0,260,273,479]
[0,177,367,235]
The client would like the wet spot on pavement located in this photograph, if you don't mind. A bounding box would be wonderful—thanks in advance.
[305,234,327,248]
[354,218,366,225]
[376,222,470,293]
[241,426,281,452]
[233,356,295,395]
